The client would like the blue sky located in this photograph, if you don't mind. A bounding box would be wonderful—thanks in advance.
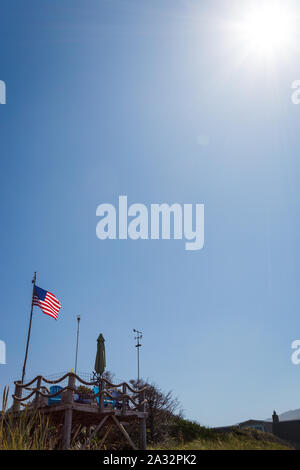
[1,0,300,427]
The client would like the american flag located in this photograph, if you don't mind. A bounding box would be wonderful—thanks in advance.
[33,285,61,320]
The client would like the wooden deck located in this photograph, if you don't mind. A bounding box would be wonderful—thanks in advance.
[36,402,147,427]
[12,372,148,449]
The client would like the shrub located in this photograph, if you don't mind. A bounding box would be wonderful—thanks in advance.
[169,416,215,442]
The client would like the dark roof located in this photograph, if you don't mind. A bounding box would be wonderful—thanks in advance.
[239,419,270,426]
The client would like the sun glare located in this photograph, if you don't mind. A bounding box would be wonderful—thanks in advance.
[239,3,295,57]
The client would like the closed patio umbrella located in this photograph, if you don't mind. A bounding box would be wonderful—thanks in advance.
[94,333,106,376]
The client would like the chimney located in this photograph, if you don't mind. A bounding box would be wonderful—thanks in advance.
[272,410,279,423]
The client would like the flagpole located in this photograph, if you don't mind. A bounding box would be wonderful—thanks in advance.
[21,272,36,384]
[75,315,81,375]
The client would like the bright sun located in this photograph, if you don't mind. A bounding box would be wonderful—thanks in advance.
[239,3,295,57]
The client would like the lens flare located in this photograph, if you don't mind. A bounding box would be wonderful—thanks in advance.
[239,3,295,57]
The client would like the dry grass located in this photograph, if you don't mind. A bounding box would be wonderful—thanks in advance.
[151,427,294,451]
[1,387,294,451]
[0,386,58,450]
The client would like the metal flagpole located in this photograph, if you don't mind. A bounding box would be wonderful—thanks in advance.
[133,329,142,385]
[75,315,81,375]
[21,272,37,384]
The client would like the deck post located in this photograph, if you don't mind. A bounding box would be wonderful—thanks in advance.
[139,389,147,450]
[99,378,105,412]
[139,418,147,450]
[121,383,127,415]
[13,381,22,412]
[62,374,75,449]
[35,376,41,408]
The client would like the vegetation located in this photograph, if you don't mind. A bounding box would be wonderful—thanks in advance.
[0,387,57,450]
[76,385,93,396]
[0,382,294,450]
[130,379,181,443]
[151,421,293,450]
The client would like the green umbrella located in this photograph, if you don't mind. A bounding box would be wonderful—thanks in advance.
[94,333,106,376]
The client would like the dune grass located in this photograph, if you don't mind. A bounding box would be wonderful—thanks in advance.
[151,427,293,451]
[0,386,58,450]
[0,387,293,450]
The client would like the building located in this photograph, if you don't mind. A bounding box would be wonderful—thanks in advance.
[238,419,273,433]
[214,411,300,449]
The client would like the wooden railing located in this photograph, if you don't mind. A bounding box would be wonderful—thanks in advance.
[12,373,147,414]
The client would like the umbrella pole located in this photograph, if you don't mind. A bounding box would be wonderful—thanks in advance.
[98,374,104,412]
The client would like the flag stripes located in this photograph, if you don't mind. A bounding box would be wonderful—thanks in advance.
[33,286,61,320]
